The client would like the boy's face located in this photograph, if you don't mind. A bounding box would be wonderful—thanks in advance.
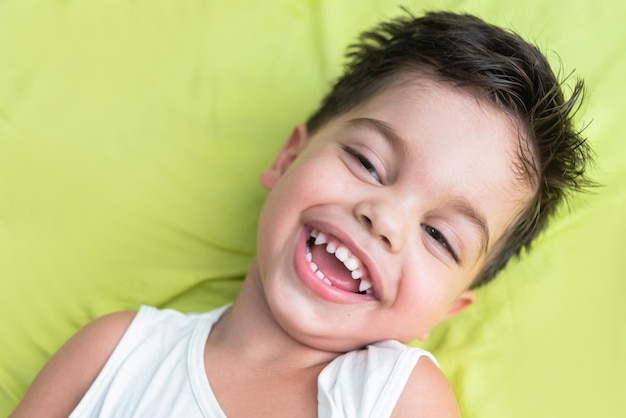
[255,77,533,352]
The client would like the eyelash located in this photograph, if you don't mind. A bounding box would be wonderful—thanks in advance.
[343,146,459,264]
[343,146,381,182]
[422,225,460,263]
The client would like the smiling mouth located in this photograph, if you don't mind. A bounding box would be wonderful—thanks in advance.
[305,229,373,295]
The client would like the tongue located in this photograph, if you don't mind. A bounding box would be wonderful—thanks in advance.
[311,244,360,293]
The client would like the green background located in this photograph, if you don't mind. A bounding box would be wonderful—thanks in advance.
[1,0,623,416]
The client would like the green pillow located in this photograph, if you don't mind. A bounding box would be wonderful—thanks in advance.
[1,0,623,416]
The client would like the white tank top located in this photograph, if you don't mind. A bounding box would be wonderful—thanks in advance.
[70,306,438,417]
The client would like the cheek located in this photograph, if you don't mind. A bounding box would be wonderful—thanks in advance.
[286,159,352,202]
[255,162,326,254]
[396,261,458,318]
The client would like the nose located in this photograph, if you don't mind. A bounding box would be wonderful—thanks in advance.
[354,198,407,253]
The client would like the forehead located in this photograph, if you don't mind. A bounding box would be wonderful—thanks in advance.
[328,75,535,250]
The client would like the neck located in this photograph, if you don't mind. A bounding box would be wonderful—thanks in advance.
[206,260,338,371]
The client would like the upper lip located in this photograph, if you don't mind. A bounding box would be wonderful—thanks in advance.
[305,220,383,300]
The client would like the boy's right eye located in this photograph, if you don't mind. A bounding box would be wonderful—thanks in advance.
[343,146,381,183]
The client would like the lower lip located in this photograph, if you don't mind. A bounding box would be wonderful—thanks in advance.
[293,228,374,304]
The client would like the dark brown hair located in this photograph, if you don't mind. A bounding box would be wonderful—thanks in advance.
[305,11,593,288]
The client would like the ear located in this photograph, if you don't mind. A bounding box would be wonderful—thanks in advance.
[416,290,476,341]
[442,289,476,320]
[260,124,309,190]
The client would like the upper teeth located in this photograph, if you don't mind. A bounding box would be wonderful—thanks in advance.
[307,229,372,294]
[314,233,327,245]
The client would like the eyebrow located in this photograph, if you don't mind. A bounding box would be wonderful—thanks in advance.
[347,117,409,155]
[347,117,491,259]
[450,197,490,259]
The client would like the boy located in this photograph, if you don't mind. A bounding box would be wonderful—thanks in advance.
[11,10,592,417]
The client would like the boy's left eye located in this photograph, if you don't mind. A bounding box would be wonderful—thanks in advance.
[422,224,459,263]
[343,146,381,183]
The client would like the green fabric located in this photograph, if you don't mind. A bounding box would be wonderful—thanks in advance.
[1,0,623,416]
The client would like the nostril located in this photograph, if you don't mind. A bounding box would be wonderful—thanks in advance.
[361,214,391,248]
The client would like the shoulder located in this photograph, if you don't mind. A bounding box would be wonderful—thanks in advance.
[391,356,461,418]
[11,310,137,418]
[59,310,138,375]
[74,310,138,350]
